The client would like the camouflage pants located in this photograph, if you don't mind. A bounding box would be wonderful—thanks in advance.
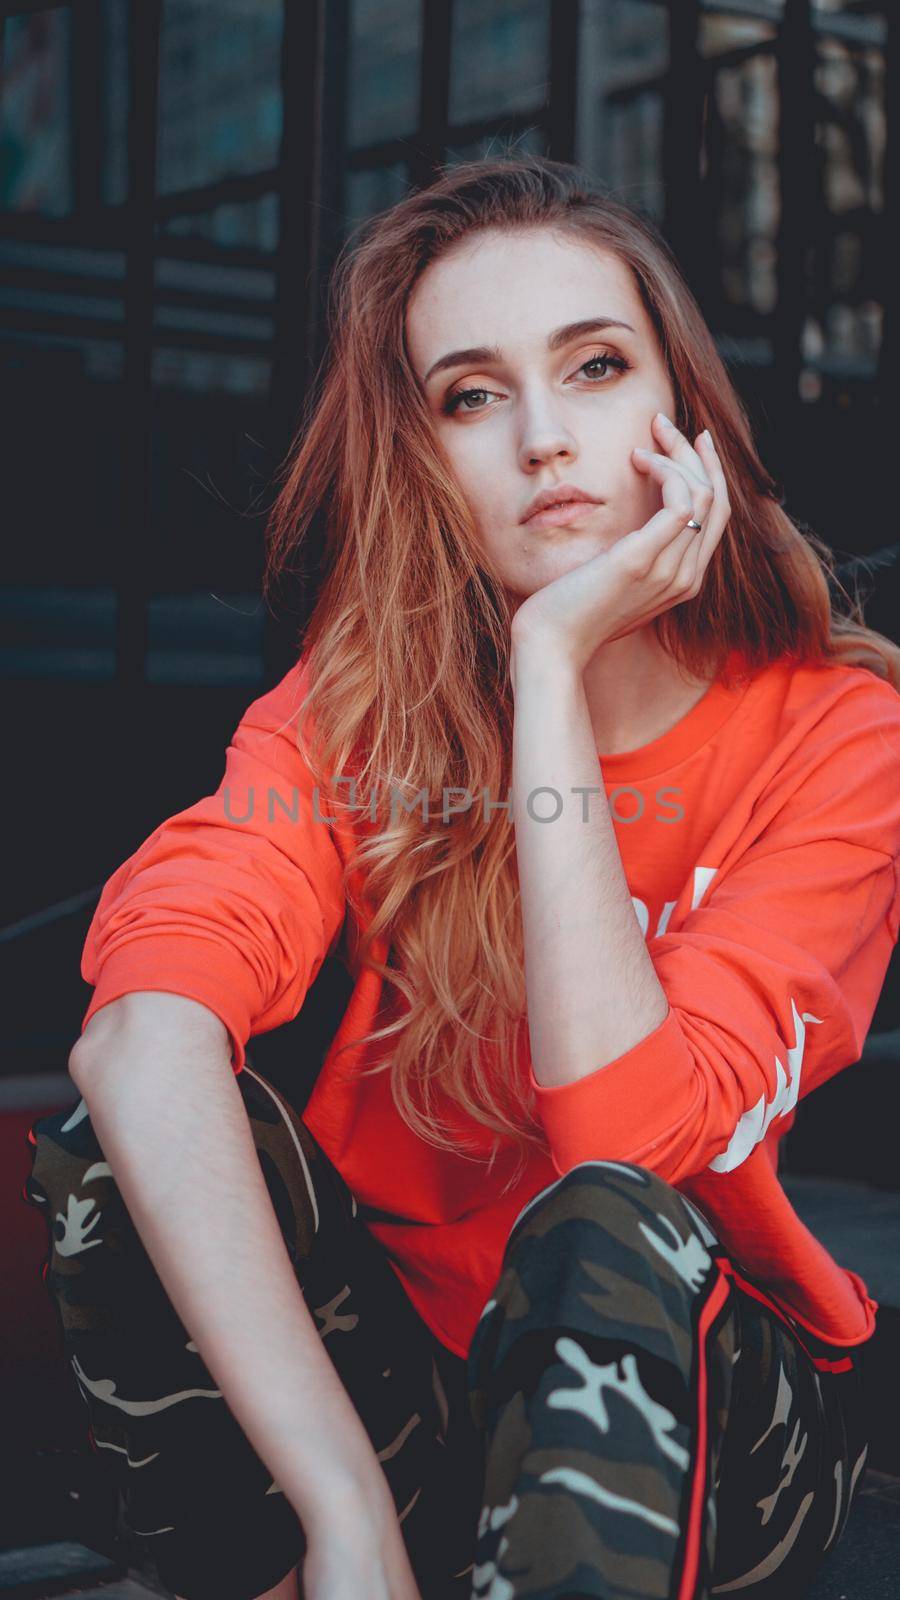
[23,1058,868,1600]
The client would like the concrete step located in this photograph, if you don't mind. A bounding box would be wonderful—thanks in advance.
[0,1540,159,1598]
[807,1471,900,1600]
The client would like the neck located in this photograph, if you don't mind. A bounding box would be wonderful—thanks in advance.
[582,628,717,756]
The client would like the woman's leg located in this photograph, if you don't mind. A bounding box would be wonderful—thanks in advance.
[465,1159,865,1600]
[709,1270,869,1597]
[23,1055,456,1600]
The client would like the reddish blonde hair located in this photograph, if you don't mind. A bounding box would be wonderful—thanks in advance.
[264,154,900,1183]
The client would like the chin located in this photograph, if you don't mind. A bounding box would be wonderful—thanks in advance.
[529,538,612,580]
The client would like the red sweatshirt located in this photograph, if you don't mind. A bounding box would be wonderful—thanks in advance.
[80,646,900,1357]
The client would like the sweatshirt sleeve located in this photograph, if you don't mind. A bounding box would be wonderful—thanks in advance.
[79,658,348,1072]
[530,680,900,1185]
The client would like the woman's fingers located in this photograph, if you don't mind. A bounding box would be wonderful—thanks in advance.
[650,410,710,486]
[632,448,711,524]
[628,415,731,587]
[695,431,732,554]
[616,499,701,581]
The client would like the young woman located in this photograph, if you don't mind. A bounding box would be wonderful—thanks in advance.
[26,156,900,1600]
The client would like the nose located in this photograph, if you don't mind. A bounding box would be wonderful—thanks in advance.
[517,393,578,473]
[519,432,577,472]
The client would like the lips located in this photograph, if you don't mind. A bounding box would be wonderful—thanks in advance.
[521,485,601,523]
[522,499,600,529]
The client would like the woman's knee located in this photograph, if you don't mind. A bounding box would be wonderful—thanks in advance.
[469,1157,732,1412]
[496,1157,722,1330]
[506,1157,691,1253]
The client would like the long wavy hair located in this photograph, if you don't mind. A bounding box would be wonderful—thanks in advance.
[263,153,900,1184]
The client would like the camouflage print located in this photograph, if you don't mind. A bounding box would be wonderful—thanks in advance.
[22,1057,472,1600]
[24,1073,868,1600]
[465,1159,869,1600]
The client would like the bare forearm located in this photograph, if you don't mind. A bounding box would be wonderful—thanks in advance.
[510,636,668,1088]
[69,992,389,1534]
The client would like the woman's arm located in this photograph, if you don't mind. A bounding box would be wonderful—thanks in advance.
[510,633,900,1188]
[69,991,422,1599]
[509,640,669,1091]
[78,655,349,1075]
[508,420,728,1092]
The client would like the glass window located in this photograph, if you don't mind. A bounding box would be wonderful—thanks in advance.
[0,587,116,683]
[708,48,780,317]
[0,9,73,216]
[347,0,423,150]
[445,126,548,165]
[156,193,280,253]
[0,234,128,383]
[152,228,276,393]
[150,346,271,396]
[699,10,776,58]
[146,591,265,685]
[102,0,129,207]
[577,1,668,221]
[806,32,885,382]
[345,163,411,232]
[449,0,550,124]
[157,0,282,197]
[608,91,666,220]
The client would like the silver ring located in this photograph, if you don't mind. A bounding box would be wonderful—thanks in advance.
[685,517,703,531]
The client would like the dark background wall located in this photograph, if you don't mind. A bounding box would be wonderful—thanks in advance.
[2,0,898,1095]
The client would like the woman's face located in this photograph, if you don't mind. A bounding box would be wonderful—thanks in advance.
[406,227,679,600]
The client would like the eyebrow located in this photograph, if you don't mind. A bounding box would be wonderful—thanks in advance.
[422,316,637,385]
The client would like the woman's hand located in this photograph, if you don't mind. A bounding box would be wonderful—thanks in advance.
[300,1473,425,1600]
[510,412,731,674]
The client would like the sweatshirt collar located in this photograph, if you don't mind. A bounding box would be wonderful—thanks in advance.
[596,647,754,781]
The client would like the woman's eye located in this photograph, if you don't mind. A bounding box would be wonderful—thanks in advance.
[442,385,494,416]
[441,351,629,416]
[580,352,629,382]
